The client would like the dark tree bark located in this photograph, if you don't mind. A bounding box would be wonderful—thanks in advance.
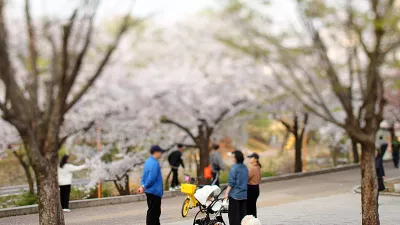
[113,174,130,196]
[279,113,308,173]
[360,140,379,224]
[294,138,303,172]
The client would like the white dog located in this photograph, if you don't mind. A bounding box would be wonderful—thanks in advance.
[241,215,262,225]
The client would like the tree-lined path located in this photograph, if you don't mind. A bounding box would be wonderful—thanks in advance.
[1,164,398,225]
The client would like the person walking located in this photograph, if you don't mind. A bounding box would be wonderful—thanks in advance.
[247,153,261,218]
[376,148,385,205]
[391,137,399,169]
[58,155,87,212]
[137,145,165,225]
[210,144,225,186]
[168,144,185,190]
[225,150,248,225]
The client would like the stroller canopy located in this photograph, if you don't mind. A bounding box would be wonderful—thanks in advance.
[194,185,221,206]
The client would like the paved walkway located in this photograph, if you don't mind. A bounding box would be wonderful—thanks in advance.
[167,194,400,225]
[0,164,399,225]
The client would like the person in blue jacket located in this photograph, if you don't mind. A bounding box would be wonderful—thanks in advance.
[225,150,248,225]
[137,145,165,225]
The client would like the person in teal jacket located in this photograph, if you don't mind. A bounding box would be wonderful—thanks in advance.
[138,145,165,225]
[225,150,248,225]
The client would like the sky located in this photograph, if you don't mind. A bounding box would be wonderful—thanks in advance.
[6,0,297,25]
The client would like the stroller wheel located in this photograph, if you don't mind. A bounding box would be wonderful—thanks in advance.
[181,198,191,217]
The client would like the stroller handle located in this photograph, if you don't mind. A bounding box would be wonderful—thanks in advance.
[215,185,227,199]
[206,185,228,211]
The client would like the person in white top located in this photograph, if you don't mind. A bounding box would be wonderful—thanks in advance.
[58,155,87,212]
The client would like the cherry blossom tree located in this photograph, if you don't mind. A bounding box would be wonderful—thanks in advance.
[215,1,400,223]
[131,21,262,177]
[0,0,137,223]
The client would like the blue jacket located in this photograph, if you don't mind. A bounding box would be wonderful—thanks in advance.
[228,163,248,200]
[141,156,163,197]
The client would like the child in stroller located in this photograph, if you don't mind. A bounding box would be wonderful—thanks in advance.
[192,185,228,225]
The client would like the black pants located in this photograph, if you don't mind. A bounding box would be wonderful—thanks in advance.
[146,193,161,225]
[211,172,219,186]
[392,150,399,168]
[171,168,179,187]
[59,185,71,209]
[228,197,247,225]
[247,184,260,218]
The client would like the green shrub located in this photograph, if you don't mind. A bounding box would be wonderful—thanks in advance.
[15,192,38,206]
[70,186,90,200]
[88,184,114,199]
[261,170,276,177]
[219,171,229,184]
[101,188,113,197]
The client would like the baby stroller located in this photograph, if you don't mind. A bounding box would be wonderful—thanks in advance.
[192,185,228,225]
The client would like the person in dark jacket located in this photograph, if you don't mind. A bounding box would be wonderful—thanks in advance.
[225,150,248,225]
[376,149,385,205]
[138,145,165,225]
[168,144,185,190]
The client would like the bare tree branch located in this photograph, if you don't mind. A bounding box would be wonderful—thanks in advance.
[311,29,355,120]
[64,11,134,113]
[60,10,78,88]
[161,117,198,146]
[279,119,295,134]
[300,113,309,140]
[347,4,372,58]
[24,0,39,108]
[65,5,99,95]
[267,61,343,128]
[214,99,246,125]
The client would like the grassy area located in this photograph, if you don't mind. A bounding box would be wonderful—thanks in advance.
[218,167,276,184]
[0,158,30,187]
[0,192,37,209]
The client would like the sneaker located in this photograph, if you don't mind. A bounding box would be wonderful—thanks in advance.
[175,185,181,190]
[169,187,175,191]
[63,209,71,213]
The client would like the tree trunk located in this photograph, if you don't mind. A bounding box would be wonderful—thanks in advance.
[294,138,303,173]
[22,132,65,225]
[35,163,65,225]
[125,174,130,195]
[198,139,210,178]
[13,152,35,195]
[360,141,379,225]
[351,137,360,163]
[113,174,131,196]
[23,164,35,195]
